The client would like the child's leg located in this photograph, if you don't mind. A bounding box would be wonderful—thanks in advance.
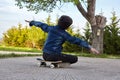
[59,54,78,64]
[43,52,78,64]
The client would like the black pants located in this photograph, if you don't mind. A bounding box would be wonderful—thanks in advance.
[43,52,78,64]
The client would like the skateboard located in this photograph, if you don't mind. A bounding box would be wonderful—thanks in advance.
[36,58,62,68]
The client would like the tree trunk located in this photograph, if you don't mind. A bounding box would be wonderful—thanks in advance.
[91,15,106,53]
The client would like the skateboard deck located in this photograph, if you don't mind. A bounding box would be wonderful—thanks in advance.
[36,58,62,68]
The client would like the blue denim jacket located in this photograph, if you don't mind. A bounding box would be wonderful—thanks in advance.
[30,21,91,54]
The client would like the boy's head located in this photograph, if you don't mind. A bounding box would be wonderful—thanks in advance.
[58,15,73,29]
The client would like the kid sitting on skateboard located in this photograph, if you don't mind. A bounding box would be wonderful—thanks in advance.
[25,15,99,64]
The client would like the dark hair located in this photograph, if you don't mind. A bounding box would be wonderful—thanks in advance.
[58,15,73,29]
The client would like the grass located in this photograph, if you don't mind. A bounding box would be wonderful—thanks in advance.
[0,52,119,59]
[65,52,120,59]
[0,45,42,53]
[0,45,120,59]
[0,45,42,58]
[0,53,41,59]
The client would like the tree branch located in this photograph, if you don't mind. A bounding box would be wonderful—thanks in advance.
[87,0,96,25]
[87,0,96,17]
[75,0,89,22]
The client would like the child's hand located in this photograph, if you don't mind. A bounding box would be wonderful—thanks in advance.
[90,48,100,54]
[25,20,31,23]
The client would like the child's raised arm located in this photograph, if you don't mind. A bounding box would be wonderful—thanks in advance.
[25,20,53,33]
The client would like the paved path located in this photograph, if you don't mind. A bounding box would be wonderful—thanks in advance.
[0,51,41,54]
[0,57,120,80]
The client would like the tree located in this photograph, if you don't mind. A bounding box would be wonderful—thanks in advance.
[104,12,120,54]
[3,24,28,47]
[15,0,107,53]
[2,15,55,49]
[82,22,91,43]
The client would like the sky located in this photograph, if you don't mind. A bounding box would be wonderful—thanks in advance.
[0,0,120,38]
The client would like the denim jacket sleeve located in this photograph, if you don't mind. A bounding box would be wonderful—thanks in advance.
[63,32,91,50]
[29,20,53,32]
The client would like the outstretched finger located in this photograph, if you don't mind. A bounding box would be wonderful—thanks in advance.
[25,20,30,23]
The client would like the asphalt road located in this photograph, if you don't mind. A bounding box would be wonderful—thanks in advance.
[0,57,120,80]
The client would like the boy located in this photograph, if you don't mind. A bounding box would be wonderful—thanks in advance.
[25,15,99,64]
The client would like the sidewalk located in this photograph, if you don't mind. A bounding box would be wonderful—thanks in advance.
[0,50,41,54]
[0,57,120,80]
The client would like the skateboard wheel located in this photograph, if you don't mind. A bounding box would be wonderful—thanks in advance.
[50,64,55,68]
[40,62,46,67]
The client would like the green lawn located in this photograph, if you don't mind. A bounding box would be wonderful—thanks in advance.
[0,53,41,58]
[0,46,120,59]
[0,46,42,53]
